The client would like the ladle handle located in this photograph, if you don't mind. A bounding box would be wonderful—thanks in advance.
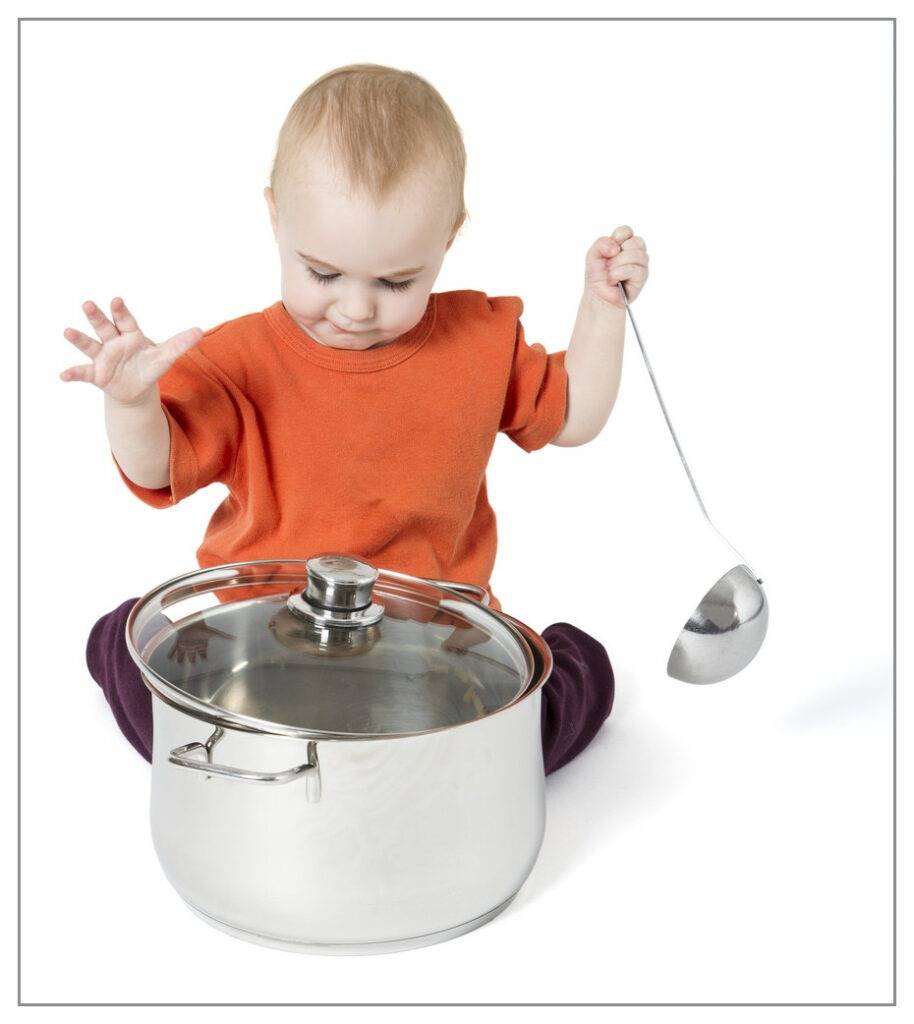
[617,281,760,582]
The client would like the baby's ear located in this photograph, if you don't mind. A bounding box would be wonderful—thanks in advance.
[445,212,466,251]
[264,186,278,237]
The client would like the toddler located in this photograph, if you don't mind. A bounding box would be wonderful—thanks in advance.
[62,64,649,774]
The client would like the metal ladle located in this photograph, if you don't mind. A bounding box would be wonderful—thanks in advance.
[618,281,769,684]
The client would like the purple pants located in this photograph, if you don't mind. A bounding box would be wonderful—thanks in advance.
[86,598,614,776]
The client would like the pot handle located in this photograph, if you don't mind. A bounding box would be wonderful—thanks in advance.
[168,728,321,802]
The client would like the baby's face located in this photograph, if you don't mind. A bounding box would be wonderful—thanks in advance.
[265,151,456,351]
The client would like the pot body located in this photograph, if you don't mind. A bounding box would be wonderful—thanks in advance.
[148,683,546,954]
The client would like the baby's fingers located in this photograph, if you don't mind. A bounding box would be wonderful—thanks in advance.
[608,249,649,271]
[63,327,102,359]
[82,300,119,343]
[60,363,96,383]
[110,296,141,335]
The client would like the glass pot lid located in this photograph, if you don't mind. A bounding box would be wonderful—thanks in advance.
[126,555,546,740]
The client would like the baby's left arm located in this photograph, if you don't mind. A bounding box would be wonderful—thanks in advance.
[550,225,649,446]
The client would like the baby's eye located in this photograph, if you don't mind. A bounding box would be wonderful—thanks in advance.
[306,265,414,292]
[307,267,339,286]
[380,278,414,292]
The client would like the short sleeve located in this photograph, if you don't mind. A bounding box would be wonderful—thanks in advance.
[499,315,568,452]
[113,350,242,508]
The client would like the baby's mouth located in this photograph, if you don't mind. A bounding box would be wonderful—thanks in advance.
[328,321,372,336]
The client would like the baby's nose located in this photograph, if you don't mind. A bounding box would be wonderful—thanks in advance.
[337,305,373,326]
[336,290,375,324]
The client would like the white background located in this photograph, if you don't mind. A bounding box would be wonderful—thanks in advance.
[11,1,899,1011]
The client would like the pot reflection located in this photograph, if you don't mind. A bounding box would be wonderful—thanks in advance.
[146,597,516,736]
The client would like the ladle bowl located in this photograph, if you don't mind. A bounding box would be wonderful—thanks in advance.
[667,564,769,684]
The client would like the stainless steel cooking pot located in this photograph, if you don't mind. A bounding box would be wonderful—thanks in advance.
[126,554,553,955]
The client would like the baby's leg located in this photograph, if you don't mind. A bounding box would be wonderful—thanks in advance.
[86,597,153,762]
[539,623,615,775]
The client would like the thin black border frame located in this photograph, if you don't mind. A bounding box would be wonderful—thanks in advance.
[17,14,896,1007]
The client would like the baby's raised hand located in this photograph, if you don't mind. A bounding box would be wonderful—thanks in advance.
[61,297,203,407]
[585,225,649,309]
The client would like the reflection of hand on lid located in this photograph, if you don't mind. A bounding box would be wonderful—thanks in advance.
[167,620,235,664]
[442,624,491,655]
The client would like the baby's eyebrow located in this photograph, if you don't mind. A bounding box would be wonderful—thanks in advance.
[296,252,424,278]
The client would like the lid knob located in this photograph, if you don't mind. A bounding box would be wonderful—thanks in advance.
[287,554,385,628]
[305,555,378,611]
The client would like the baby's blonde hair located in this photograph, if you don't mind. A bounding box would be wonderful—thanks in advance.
[269,63,468,241]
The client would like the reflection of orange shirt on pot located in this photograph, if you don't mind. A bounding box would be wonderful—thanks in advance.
[114,291,568,613]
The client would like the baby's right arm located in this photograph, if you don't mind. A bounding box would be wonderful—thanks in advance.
[103,391,171,489]
[61,297,203,489]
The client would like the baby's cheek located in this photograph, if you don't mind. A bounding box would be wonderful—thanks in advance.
[393,290,434,331]
[281,278,322,321]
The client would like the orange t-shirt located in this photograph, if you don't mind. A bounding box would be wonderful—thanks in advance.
[114,290,568,612]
